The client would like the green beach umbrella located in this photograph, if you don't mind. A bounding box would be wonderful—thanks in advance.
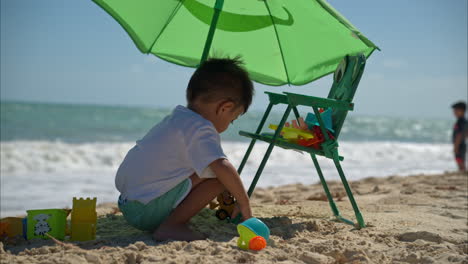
[93,0,379,86]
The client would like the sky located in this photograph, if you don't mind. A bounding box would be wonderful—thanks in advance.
[1,0,467,119]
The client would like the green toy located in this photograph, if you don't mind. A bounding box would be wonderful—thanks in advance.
[27,209,69,240]
[238,54,367,228]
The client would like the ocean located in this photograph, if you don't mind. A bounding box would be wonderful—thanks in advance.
[0,101,455,217]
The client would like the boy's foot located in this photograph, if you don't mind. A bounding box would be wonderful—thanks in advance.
[153,223,206,242]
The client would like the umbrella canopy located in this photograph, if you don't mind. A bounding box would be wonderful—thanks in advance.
[93,0,379,86]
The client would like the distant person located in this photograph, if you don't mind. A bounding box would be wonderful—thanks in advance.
[115,58,254,241]
[451,101,467,172]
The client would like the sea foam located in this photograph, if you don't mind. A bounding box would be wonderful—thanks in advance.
[0,140,453,176]
[0,140,454,216]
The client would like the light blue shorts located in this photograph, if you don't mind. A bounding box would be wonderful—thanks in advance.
[118,179,191,231]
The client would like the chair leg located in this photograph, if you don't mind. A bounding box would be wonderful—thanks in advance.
[310,154,340,217]
[332,155,366,228]
[246,142,275,197]
[238,103,274,175]
[246,106,292,197]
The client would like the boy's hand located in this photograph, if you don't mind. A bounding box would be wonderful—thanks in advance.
[231,202,252,221]
[209,158,252,220]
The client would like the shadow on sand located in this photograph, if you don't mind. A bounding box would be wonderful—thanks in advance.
[3,208,322,254]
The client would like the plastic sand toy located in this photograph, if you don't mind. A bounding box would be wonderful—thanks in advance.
[71,197,97,241]
[0,217,24,238]
[237,218,270,250]
[27,209,68,240]
[209,193,235,221]
[268,123,317,143]
[305,108,334,132]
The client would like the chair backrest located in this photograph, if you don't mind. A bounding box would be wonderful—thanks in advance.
[327,53,366,138]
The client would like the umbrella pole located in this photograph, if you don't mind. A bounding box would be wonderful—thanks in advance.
[200,0,224,64]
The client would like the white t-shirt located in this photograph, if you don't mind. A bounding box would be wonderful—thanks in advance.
[115,105,226,204]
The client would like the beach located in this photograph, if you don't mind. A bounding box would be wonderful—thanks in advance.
[1,0,467,263]
[1,171,467,264]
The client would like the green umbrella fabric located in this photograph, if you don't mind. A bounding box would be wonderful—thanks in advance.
[93,0,379,86]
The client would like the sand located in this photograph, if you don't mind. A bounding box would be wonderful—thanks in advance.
[1,172,467,264]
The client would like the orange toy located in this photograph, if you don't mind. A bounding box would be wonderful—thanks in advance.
[249,236,267,251]
[0,217,23,238]
[0,222,10,238]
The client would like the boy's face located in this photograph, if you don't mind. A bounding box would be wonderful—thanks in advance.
[453,108,465,118]
[213,101,244,133]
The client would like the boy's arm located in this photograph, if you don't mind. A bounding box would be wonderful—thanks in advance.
[209,158,252,220]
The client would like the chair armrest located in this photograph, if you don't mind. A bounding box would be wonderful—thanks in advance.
[283,92,354,111]
[264,91,289,105]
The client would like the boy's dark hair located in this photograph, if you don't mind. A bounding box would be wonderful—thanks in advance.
[452,101,466,111]
[186,57,254,113]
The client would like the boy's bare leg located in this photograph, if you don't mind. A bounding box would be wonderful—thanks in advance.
[153,174,224,241]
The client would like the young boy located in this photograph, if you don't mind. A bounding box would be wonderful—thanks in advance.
[115,58,255,241]
[451,101,467,172]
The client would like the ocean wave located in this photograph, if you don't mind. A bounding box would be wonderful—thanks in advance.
[0,140,455,216]
[1,140,454,178]
[0,141,132,174]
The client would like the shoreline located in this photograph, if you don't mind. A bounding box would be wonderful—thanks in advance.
[0,140,456,219]
[1,171,467,263]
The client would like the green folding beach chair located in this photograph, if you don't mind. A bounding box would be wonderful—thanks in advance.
[238,53,367,228]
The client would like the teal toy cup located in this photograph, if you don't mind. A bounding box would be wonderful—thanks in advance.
[237,218,270,250]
